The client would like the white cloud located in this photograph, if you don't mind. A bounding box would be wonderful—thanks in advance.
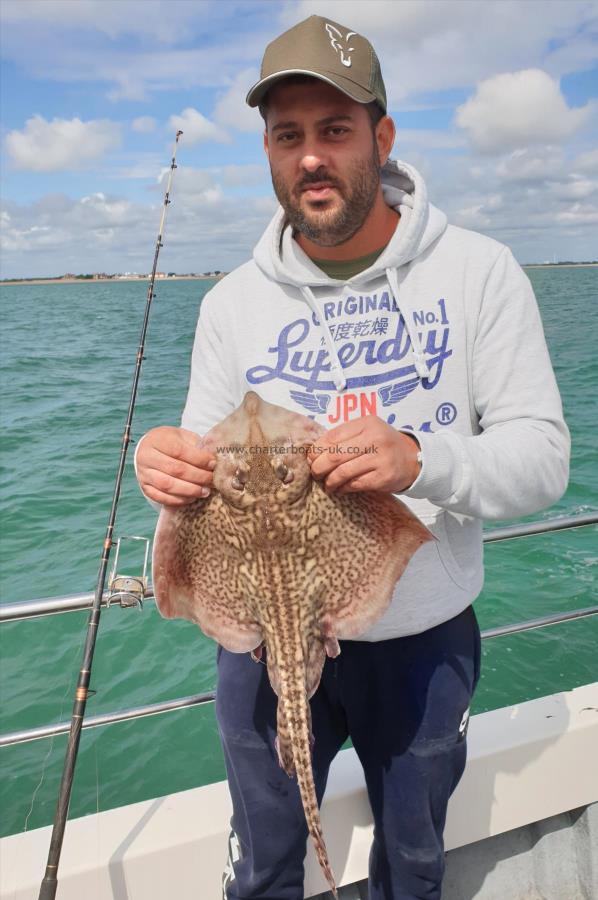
[218,164,268,187]
[156,165,219,204]
[132,116,157,133]
[549,176,598,202]
[495,147,565,183]
[0,0,209,43]
[0,191,143,258]
[1,1,597,274]
[0,178,276,278]
[167,108,230,144]
[424,146,598,262]
[455,69,594,154]
[213,69,264,133]
[395,129,465,150]
[573,148,598,174]
[289,0,598,106]
[2,1,596,108]
[155,163,268,196]
[1,5,267,102]
[3,143,598,278]
[4,115,121,172]
[113,154,165,179]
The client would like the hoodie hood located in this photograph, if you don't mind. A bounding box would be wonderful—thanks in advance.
[253,158,447,289]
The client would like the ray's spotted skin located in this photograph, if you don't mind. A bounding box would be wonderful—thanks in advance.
[152,391,432,895]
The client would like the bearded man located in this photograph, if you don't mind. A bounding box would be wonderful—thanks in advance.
[135,15,569,900]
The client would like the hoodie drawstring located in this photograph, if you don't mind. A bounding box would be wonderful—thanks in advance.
[301,268,428,393]
[300,285,347,391]
[386,267,429,381]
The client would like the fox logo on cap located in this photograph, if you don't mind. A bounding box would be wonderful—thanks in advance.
[325,23,357,68]
[245,15,386,113]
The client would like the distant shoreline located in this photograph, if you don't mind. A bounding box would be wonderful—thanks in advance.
[0,275,225,286]
[1,265,596,286]
[522,263,598,269]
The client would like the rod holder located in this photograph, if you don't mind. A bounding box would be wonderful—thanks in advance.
[107,536,150,609]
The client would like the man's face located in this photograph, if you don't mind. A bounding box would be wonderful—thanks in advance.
[263,80,383,247]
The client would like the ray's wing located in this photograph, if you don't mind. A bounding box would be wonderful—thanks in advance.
[304,486,434,639]
[152,394,325,655]
[152,495,262,653]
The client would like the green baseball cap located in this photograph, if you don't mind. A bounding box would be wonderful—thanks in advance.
[246,15,387,113]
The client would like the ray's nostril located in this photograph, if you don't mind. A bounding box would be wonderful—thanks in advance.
[271,459,295,484]
[232,465,249,491]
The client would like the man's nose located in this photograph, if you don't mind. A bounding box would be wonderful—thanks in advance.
[300,154,326,173]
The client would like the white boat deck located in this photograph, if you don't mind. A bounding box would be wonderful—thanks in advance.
[312,803,598,899]
[1,683,597,900]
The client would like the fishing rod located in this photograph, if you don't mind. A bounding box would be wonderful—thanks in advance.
[38,130,183,900]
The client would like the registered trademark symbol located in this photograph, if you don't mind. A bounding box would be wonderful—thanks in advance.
[436,402,457,425]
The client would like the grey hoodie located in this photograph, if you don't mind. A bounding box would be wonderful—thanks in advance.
[142,158,570,639]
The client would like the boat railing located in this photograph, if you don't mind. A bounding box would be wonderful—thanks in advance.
[1,511,596,748]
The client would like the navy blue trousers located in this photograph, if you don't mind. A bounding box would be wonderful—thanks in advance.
[216,604,481,900]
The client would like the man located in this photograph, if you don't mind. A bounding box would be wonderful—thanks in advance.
[135,14,569,900]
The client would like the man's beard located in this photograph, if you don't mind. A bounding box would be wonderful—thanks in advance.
[270,147,381,247]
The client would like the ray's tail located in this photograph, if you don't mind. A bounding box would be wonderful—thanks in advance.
[276,672,337,897]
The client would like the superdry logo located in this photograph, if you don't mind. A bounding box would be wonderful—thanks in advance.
[325,23,357,67]
[245,295,452,397]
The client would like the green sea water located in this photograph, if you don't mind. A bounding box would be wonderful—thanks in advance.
[0,269,596,839]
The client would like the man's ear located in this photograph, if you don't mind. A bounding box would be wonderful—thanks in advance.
[263,129,270,160]
[376,115,396,167]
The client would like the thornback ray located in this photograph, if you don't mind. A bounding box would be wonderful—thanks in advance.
[151,390,433,896]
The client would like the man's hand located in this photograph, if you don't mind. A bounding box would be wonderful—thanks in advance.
[135,426,216,507]
[307,416,421,495]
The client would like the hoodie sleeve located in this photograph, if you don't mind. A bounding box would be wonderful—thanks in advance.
[133,286,236,507]
[403,247,570,520]
[180,288,237,435]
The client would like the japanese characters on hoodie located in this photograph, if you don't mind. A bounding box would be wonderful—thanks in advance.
[144,159,570,640]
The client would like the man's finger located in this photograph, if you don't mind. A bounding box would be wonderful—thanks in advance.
[306,419,372,463]
[143,467,212,499]
[139,438,215,474]
[335,472,381,494]
[147,448,215,486]
[167,440,217,470]
[321,418,367,445]
[309,441,371,479]
[142,484,198,507]
[323,455,377,492]
[309,446,344,479]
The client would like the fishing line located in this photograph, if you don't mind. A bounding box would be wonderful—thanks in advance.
[21,625,99,836]
[36,130,183,900]
[12,617,90,900]
[94,734,101,898]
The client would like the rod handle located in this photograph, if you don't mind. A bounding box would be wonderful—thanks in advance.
[39,876,57,900]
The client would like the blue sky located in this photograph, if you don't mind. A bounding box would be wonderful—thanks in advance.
[1,0,597,278]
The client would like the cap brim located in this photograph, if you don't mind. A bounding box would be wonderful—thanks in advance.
[246,68,379,108]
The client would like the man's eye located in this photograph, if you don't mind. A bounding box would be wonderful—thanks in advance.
[326,127,348,136]
[277,133,297,142]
